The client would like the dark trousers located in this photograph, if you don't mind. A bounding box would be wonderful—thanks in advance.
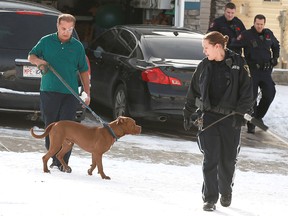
[40,91,78,165]
[251,70,276,119]
[197,112,241,203]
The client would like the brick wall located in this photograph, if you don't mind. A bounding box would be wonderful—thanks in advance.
[184,0,230,33]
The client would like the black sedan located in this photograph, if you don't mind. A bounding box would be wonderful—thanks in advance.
[87,25,205,122]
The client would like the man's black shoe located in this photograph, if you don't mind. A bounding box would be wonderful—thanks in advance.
[49,160,61,169]
[58,165,72,173]
[203,202,216,211]
[247,122,255,134]
[50,161,72,173]
[220,194,232,207]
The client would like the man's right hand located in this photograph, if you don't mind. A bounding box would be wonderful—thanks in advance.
[37,63,49,74]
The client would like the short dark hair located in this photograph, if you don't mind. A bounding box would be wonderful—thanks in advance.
[225,2,236,10]
[254,14,266,23]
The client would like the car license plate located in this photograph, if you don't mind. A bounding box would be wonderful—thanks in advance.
[23,65,42,78]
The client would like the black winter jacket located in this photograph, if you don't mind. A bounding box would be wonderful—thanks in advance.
[207,15,246,53]
[231,26,280,66]
[184,50,253,115]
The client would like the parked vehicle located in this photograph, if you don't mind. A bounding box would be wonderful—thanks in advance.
[0,0,88,121]
[87,25,205,121]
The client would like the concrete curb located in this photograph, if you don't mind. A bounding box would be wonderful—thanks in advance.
[272,68,288,85]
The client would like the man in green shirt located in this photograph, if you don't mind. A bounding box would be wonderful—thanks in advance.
[28,14,90,172]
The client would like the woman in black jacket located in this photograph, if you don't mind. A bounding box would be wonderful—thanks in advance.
[183,31,253,211]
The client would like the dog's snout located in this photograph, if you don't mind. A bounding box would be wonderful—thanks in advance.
[135,125,141,134]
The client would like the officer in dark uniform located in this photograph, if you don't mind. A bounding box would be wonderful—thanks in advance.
[207,2,246,54]
[231,14,280,133]
[183,31,253,211]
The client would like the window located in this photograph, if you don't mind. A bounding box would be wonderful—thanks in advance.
[90,29,118,52]
[0,13,57,49]
[110,30,136,56]
[145,37,204,60]
[120,30,136,52]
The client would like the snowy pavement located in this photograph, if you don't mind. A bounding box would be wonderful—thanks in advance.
[1,116,288,175]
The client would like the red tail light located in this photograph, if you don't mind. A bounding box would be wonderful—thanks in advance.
[141,68,182,86]
[16,11,44,16]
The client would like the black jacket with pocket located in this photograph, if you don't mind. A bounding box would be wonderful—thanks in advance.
[184,50,253,116]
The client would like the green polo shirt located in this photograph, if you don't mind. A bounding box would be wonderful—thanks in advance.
[29,33,88,94]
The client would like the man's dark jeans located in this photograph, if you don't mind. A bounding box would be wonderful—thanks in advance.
[40,91,78,165]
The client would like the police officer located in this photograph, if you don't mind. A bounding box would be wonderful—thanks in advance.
[183,31,253,211]
[231,14,280,133]
[207,2,246,54]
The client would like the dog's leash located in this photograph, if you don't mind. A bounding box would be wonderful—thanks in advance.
[195,111,288,146]
[243,114,288,145]
[0,142,10,152]
[39,64,118,141]
[195,91,259,135]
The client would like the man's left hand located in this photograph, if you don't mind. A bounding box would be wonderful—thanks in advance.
[270,58,278,67]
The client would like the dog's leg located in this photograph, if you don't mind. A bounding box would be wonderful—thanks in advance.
[56,140,73,173]
[42,136,64,173]
[42,153,51,173]
[94,153,110,180]
[42,149,60,173]
[88,154,97,176]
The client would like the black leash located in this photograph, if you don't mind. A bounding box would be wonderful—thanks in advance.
[195,111,288,145]
[40,64,118,141]
[243,114,288,145]
[196,90,261,134]
[196,112,236,134]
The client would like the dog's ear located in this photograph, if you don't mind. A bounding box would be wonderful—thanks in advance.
[116,116,126,125]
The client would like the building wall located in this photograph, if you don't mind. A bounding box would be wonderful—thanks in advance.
[185,0,230,33]
[25,0,288,68]
[209,0,230,24]
[199,0,211,33]
[183,0,201,31]
[232,0,288,68]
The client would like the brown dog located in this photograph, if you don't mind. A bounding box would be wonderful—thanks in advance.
[30,116,141,179]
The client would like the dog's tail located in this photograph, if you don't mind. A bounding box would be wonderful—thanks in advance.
[30,122,55,139]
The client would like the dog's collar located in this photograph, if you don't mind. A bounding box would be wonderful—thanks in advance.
[103,123,119,141]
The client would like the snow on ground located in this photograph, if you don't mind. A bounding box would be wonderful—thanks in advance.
[0,151,287,216]
[264,85,288,139]
[0,85,288,216]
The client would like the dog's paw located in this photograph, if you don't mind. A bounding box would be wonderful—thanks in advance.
[43,169,50,173]
[61,166,72,173]
[65,167,72,173]
[88,169,93,175]
[102,175,111,180]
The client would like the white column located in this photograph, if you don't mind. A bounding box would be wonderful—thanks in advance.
[174,0,185,27]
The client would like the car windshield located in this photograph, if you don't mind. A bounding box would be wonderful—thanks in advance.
[0,13,57,49]
[144,37,204,60]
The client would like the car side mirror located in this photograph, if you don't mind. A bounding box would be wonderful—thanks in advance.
[93,47,104,59]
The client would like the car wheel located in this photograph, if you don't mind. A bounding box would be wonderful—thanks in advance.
[113,84,129,119]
